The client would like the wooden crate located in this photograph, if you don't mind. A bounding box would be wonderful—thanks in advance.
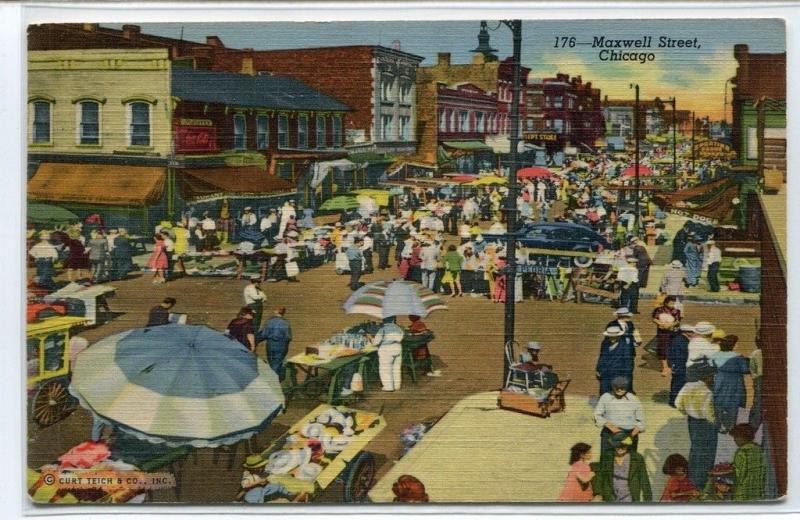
[497,390,549,418]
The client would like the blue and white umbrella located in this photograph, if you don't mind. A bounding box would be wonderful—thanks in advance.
[70,324,285,448]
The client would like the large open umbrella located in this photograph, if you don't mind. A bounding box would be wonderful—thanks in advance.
[27,203,80,226]
[319,195,361,211]
[70,324,285,448]
[352,189,391,207]
[343,280,447,319]
[516,167,554,180]
[622,165,654,177]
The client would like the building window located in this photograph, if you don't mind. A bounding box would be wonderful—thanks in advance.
[316,115,326,149]
[552,119,564,134]
[476,112,485,132]
[332,115,342,147]
[381,76,395,102]
[553,96,563,109]
[278,115,289,148]
[79,101,100,145]
[459,111,469,132]
[277,161,293,182]
[526,118,534,132]
[256,115,269,150]
[399,116,410,141]
[233,113,246,150]
[746,127,758,160]
[381,115,393,140]
[399,81,412,104]
[297,115,308,149]
[31,101,51,143]
[439,110,446,133]
[450,110,456,132]
[129,102,151,146]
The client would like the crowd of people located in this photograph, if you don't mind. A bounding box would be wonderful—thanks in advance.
[552,297,766,503]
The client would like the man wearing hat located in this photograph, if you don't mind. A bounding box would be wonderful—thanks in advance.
[659,259,687,301]
[256,307,292,381]
[590,431,652,502]
[629,237,652,288]
[705,239,721,292]
[687,322,718,367]
[345,237,364,291]
[243,277,267,330]
[683,234,704,287]
[667,323,693,407]
[606,307,640,343]
[29,231,59,289]
[594,375,645,457]
[596,325,637,396]
[675,363,718,488]
[616,257,640,314]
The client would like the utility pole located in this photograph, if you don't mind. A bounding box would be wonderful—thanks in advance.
[630,83,640,234]
[501,19,522,387]
[691,111,696,176]
[668,97,677,188]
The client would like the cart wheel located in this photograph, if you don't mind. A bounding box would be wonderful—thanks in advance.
[31,379,74,427]
[343,452,375,503]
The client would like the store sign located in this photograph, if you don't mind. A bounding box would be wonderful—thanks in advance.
[175,125,218,152]
[695,139,735,160]
[668,208,717,225]
[523,131,559,142]
[178,118,213,127]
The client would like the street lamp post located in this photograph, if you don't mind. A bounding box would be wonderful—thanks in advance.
[691,111,696,176]
[483,19,522,387]
[668,97,677,186]
[630,83,640,234]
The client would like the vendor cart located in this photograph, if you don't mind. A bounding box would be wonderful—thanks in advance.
[241,404,386,503]
[27,316,88,427]
[285,346,377,404]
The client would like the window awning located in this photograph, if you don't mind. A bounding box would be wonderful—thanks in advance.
[441,140,493,152]
[179,167,296,202]
[28,163,166,207]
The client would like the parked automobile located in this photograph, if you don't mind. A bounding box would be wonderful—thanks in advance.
[483,222,611,253]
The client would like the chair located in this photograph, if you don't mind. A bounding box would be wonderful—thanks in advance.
[504,341,538,391]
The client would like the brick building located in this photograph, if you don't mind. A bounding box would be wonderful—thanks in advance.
[525,74,605,154]
[199,45,424,156]
[730,44,786,164]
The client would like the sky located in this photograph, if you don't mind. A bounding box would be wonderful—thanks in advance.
[114,19,785,120]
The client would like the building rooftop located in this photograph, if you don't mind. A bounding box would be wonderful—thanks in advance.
[171,68,351,112]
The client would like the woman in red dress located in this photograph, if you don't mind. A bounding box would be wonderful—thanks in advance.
[147,233,169,284]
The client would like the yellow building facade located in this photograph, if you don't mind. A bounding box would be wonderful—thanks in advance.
[27,48,172,156]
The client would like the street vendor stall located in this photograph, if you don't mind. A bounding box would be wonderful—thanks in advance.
[237,404,386,503]
[43,282,115,326]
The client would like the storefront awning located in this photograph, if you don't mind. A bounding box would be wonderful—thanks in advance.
[28,163,166,207]
[180,167,296,202]
[441,140,492,152]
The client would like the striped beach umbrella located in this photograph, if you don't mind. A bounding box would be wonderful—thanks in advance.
[69,324,285,448]
[343,280,448,319]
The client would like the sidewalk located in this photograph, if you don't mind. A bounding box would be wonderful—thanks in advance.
[369,391,689,502]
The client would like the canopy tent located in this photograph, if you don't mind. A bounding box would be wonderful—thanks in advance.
[351,188,391,207]
[310,159,360,189]
[516,167,554,180]
[28,163,166,207]
[27,203,80,225]
[179,167,296,202]
[621,165,653,177]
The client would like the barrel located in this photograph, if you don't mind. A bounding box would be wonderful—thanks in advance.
[739,266,761,293]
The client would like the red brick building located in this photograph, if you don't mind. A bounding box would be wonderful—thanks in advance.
[199,45,424,155]
[525,74,605,154]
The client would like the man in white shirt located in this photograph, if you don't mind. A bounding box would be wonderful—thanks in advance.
[686,322,718,366]
[240,207,257,229]
[29,232,59,289]
[705,240,722,293]
[277,201,296,239]
[243,277,267,329]
[675,364,717,488]
[617,258,640,314]
[370,316,405,392]
[594,376,645,456]
[200,212,217,251]
[420,241,439,290]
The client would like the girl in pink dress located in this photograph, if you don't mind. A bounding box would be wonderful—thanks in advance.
[147,233,169,284]
[558,443,595,502]
[493,256,507,303]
